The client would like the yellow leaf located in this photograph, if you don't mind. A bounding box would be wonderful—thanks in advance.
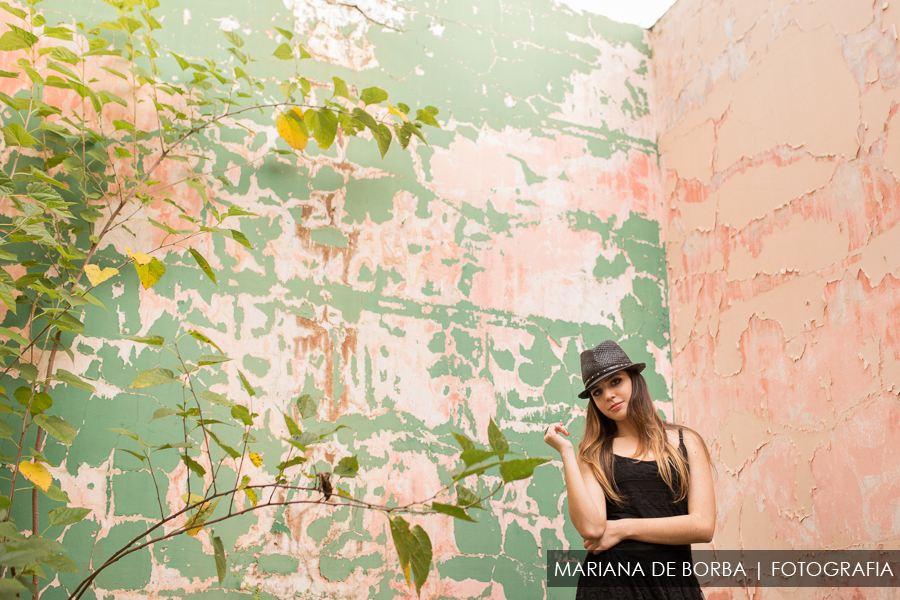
[276,107,308,151]
[19,460,52,491]
[249,452,262,467]
[126,247,153,265]
[244,487,258,507]
[181,493,208,508]
[387,102,409,123]
[84,264,119,287]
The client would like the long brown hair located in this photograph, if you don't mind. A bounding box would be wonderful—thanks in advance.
[577,369,701,506]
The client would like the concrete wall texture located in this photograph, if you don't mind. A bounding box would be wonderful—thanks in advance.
[653,0,900,598]
[3,0,666,599]
[1,0,898,597]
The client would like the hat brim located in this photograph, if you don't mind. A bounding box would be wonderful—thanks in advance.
[577,363,645,399]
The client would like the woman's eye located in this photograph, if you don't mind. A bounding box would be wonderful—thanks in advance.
[611,378,621,385]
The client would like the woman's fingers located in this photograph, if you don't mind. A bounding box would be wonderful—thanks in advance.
[545,423,569,437]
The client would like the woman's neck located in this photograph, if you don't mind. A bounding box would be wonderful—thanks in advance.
[614,419,640,439]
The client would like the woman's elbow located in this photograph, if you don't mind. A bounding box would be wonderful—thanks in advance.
[578,522,606,540]
[696,516,715,543]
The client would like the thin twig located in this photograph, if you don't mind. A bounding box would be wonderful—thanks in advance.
[322,0,403,32]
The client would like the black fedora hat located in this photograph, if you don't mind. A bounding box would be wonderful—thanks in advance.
[577,341,645,399]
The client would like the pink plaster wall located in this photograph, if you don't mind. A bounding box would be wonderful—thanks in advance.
[652,0,900,595]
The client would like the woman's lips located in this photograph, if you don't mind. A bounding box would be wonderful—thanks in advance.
[610,401,624,411]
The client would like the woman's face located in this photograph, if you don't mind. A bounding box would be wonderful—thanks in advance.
[589,369,633,421]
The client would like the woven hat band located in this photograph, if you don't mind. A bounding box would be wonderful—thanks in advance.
[583,363,631,390]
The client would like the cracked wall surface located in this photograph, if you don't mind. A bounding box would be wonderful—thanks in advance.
[1,0,666,599]
[652,0,900,595]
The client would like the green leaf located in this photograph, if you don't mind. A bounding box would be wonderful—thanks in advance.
[460,448,507,466]
[455,484,484,509]
[372,123,392,158]
[0,168,16,195]
[119,15,143,33]
[0,579,27,595]
[223,30,244,48]
[389,517,432,596]
[332,76,350,99]
[487,418,509,455]
[207,430,239,459]
[452,458,504,483]
[41,484,70,503]
[123,334,165,346]
[119,449,146,463]
[0,30,32,52]
[283,413,301,436]
[134,257,166,289]
[0,283,16,314]
[189,330,223,353]
[0,420,15,440]
[431,501,476,522]
[49,46,80,65]
[274,26,293,40]
[334,455,358,478]
[129,367,176,389]
[171,52,189,70]
[200,391,232,407]
[15,388,52,415]
[47,506,91,527]
[231,404,252,426]
[33,415,77,446]
[226,46,248,64]
[150,407,179,421]
[415,108,440,127]
[225,205,257,218]
[182,454,206,477]
[185,178,209,205]
[351,106,378,130]
[498,457,550,483]
[213,535,227,586]
[3,122,36,147]
[295,394,317,419]
[52,368,96,392]
[0,326,28,347]
[451,431,475,452]
[108,427,147,444]
[273,42,293,60]
[360,87,388,105]
[0,2,27,18]
[229,229,251,249]
[16,363,37,382]
[237,369,255,397]
[112,119,135,131]
[198,355,230,366]
[304,108,338,150]
[188,248,217,285]
[352,108,391,157]
[41,553,79,572]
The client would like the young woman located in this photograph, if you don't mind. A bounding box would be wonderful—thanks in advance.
[544,340,715,599]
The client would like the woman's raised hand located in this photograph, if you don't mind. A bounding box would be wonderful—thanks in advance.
[543,422,573,454]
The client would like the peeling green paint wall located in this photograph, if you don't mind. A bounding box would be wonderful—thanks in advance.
[1,0,668,598]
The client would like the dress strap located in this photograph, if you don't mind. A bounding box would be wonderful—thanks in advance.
[678,428,687,458]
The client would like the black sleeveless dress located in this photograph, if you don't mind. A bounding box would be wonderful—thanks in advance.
[575,429,705,600]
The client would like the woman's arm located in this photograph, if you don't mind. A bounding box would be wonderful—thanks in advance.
[544,423,607,540]
[585,429,715,552]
